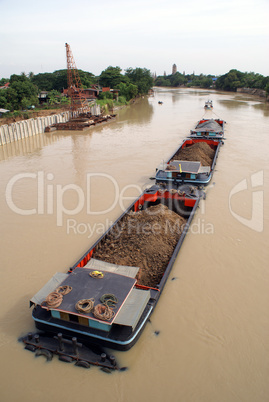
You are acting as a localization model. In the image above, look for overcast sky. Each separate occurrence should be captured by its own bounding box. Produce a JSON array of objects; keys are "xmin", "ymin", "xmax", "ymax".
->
[{"xmin": 1, "ymin": 0, "xmax": 268, "ymax": 79}]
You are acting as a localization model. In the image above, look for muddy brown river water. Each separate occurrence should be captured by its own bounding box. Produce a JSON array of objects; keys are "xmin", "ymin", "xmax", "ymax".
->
[{"xmin": 0, "ymin": 88, "xmax": 268, "ymax": 402}]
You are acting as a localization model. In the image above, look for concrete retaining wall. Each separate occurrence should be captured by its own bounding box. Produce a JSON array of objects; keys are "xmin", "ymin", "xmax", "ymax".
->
[{"xmin": 0, "ymin": 104, "xmax": 101, "ymax": 146}]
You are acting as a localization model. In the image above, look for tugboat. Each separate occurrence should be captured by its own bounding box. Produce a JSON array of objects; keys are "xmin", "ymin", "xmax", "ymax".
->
[{"xmin": 204, "ymin": 100, "xmax": 213, "ymax": 109}]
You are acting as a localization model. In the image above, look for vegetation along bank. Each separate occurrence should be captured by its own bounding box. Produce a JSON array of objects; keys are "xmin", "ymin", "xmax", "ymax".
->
[{"xmin": 0, "ymin": 67, "xmax": 268, "ymax": 125}]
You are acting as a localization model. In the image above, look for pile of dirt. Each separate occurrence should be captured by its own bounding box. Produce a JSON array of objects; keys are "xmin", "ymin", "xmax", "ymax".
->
[
  {"xmin": 92, "ymin": 204, "xmax": 187, "ymax": 288},
  {"xmin": 173, "ymin": 141, "xmax": 215, "ymax": 166}
]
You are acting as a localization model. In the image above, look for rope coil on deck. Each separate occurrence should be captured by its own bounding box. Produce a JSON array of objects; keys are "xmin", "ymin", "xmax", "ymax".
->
[
  {"xmin": 55, "ymin": 285, "xmax": 72, "ymax": 295},
  {"xmin": 75, "ymin": 298, "xmax": 95, "ymax": 313},
  {"xmin": 43, "ymin": 292, "xmax": 63, "ymax": 308},
  {"xmin": 100, "ymin": 294, "xmax": 118, "ymax": 307},
  {"xmin": 169, "ymin": 188, "xmax": 177, "ymax": 195},
  {"xmin": 93, "ymin": 303, "xmax": 115, "ymax": 321}
]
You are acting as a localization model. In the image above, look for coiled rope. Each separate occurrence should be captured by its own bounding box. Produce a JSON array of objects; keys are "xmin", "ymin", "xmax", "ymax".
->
[
  {"xmin": 100, "ymin": 294, "xmax": 118, "ymax": 307},
  {"xmin": 43, "ymin": 292, "xmax": 63, "ymax": 308},
  {"xmin": 75, "ymin": 298, "xmax": 95, "ymax": 314},
  {"xmin": 55, "ymin": 285, "xmax": 72, "ymax": 295},
  {"xmin": 93, "ymin": 303, "xmax": 115, "ymax": 321},
  {"xmin": 178, "ymin": 189, "xmax": 185, "ymax": 196},
  {"xmin": 169, "ymin": 188, "xmax": 177, "ymax": 194},
  {"xmin": 41, "ymin": 285, "xmax": 72, "ymax": 309}
]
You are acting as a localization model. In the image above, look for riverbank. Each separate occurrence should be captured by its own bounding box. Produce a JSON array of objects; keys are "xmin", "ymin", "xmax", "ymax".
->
[
  {"xmin": 0, "ymin": 95, "xmax": 142, "ymax": 127},
  {"xmin": 154, "ymin": 85, "xmax": 269, "ymax": 101},
  {"xmin": 0, "ymin": 106, "xmax": 69, "ymax": 127},
  {"xmin": 237, "ymin": 87, "xmax": 269, "ymax": 100}
]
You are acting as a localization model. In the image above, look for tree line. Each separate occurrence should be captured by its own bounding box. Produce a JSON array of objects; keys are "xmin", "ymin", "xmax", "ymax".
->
[
  {"xmin": 155, "ymin": 72, "xmax": 214, "ymax": 88},
  {"xmin": 0, "ymin": 66, "xmax": 154, "ymax": 112},
  {"xmin": 155, "ymin": 69, "xmax": 269, "ymax": 93},
  {"xmin": 215, "ymin": 70, "xmax": 269, "ymax": 92},
  {"xmin": 1, "ymin": 66, "xmax": 268, "ymax": 113}
]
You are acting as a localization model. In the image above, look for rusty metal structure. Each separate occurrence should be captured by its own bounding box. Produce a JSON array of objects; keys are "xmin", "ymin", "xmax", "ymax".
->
[{"xmin": 65, "ymin": 43, "xmax": 89, "ymax": 113}]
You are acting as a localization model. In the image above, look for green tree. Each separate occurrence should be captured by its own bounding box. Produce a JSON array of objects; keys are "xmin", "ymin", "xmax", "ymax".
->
[
  {"xmin": 200, "ymin": 77, "xmax": 213, "ymax": 88},
  {"xmin": 31, "ymin": 69, "xmax": 95, "ymax": 92},
  {"xmin": 0, "ymin": 94, "xmax": 7, "ymax": 108},
  {"xmin": 216, "ymin": 69, "xmax": 245, "ymax": 91},
  {"xmin": 47, "ymin": 90, "xmax": 61, "ymax": 105},
  {"xmin": 6, "ymin": 73, "xmax": 38, "ymax": 110},
  {"xmin": 125, "ymin": 67, "xmax": 153, "ymax": 95},
  {"xmin": 167, "ymin": 72, "xmax": 187, "ymax": 87},
  {"xmin": 0, "ymin": 78, "xmax": 9, "ymax": 86},
  {"xmin": 118, "ymin": 82, "xmax": 138, "ymax": 101},
  {"xmin": 31, "ymin": 72, "xmax": 55, "ymax": 91},
  {"xmin": 155, "ymin": 76, "xmax": 170, "ymax": 86},
  {"xmin": 99, "ymin": 66, "xmax": 126, "ymax": 88},
  {"xmin": 21, "ymin": 97, "xmax": 31, "ymax": 110},
  {"xmin": 261, "ymin": 76, "xmax": 269, "ymax": 91},
  {"xmin": 98, "ymin": 91, "xmax": 113, "ymax": 100},
  {"xmin": 60, "ymin": 96, "xmax": 70, "ymax": 105},
  {"xmin": 76, "ymin": 69, "xmax": 95, "ymax": 88},
  {"xmin": 6, "ymin": 87, "xmax": 19, "ymax": 110}
]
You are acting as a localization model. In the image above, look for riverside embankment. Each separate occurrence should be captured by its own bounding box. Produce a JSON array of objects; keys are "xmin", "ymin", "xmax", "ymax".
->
[
  {"xmin": 0, "ymin": 104, "xmax": 101, "ymax": 145},
  {"xmin": 237, "ymin": 87, "xmax": 269, "ymax": 99}
]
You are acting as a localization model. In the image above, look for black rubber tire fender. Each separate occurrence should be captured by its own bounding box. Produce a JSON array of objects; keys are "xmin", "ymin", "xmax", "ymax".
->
[
  {"xmin": 58, "ymin": 355, "xmax": 73, "ymax": 363},
  {"xmin": 35, "ymin": 349, "xmax": 53, "ymax": 361},
  {"xmin": 100, "ymin": 367, "xmax": 112, "ymax": 374},
  {"xmin": 75, "ymin": 360, "xmax": 91, "ymax": 369},
  {"xmin": 24, "ymin": 344, "xmax": 36, "ymax": 352}
]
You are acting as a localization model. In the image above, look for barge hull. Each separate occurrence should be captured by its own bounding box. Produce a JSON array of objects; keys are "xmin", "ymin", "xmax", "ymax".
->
[{"xmin": 31, "ymin": 186, "xmax": 201, "ymax": 351}]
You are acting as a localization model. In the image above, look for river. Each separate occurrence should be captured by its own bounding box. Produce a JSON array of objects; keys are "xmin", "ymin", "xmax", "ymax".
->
[{"xmin": 0, "ymin": 87, "xmax": 268, "ymax": 402}]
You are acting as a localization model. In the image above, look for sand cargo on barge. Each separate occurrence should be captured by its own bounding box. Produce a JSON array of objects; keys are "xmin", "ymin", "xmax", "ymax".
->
[
  {"xmin": 188, "ymin": 118, "xmax": 225, "ymax": 141},
  {"xmin": 23, "ymin": 184, "xmax": 202, "ymax": 361},
  {"xmin": 21, "ymin": 107, "xmax": 225, "ymax": 369},
  {"xmin": 155, "ymin": 138, "xmax": 221, "ymax": 186}
]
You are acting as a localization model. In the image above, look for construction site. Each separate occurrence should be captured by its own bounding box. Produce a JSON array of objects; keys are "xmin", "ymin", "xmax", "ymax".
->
[{"xmin": 45, "ymin": 43, "xmax": 116, "ymax": 132}]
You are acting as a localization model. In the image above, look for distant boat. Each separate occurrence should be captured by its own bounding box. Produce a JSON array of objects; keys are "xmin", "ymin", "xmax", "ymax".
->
[{"xmin": 204, "ymin": 100, "xmax": 213, "ymax": 109}]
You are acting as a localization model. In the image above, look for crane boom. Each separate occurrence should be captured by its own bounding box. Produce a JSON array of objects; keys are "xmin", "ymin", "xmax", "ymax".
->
[{"xmin": 65, "ymin": 43, "xmax": 89, "ymax": 113}]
